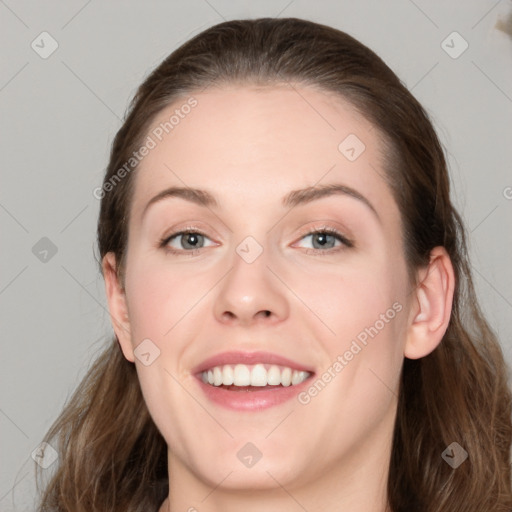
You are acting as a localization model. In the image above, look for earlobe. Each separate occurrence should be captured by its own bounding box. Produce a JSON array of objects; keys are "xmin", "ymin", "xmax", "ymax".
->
[
  {"xmin": 102, "ymin": 252, "xmax": 135, "ymax": 363},
  {"xmin": 404, "ymin": 247, "xmax": 455, "ymax": 360}
]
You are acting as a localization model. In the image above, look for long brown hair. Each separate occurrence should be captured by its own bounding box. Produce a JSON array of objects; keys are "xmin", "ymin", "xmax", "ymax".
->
[{"xmin": 36, "ymin": 18, "xmax": 512, "ymax": 511}]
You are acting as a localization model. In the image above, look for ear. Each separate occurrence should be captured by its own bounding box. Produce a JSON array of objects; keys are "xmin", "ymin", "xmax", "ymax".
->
[
  {"xmin": 102, "ymin": 252, "xmax": 134, "ymax": 362},
  {"xmin": 404, "ymin": 246, "xmax": 455, "ymax": 359}
]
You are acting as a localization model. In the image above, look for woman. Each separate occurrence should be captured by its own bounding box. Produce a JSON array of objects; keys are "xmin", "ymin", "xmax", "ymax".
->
[{"xmin": 36, "ymin": 17, "xmax": 512, "ymax": 512}]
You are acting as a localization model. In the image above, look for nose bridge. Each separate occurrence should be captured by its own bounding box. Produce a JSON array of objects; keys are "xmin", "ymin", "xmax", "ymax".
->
[{"xmin": 212, "ymin": 233, "xmax": 289, "ymax": 325}]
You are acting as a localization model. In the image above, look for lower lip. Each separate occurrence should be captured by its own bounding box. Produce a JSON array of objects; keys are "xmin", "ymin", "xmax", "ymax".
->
[{"xmin": 195, "ymin": 375, "xmax": 314, "ymax": 411}]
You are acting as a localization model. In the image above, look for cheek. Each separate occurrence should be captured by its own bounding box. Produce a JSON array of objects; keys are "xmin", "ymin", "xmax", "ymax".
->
[
  {"xmin": 124, "ymin": 256, "xmax": 198, "ymax": 339},
  {"xmin": 293, "ymin": 251, "xmax": 404, "ymax": 343}
]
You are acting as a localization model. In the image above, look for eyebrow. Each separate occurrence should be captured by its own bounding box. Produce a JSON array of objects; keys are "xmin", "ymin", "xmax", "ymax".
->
[{"xmin": 141, "ymin": 183, "xmax": 380, "ymax": 222}]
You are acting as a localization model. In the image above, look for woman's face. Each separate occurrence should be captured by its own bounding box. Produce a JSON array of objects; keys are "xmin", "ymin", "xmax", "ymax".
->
[{"xmin": 109, "ymin": 85, "xmax": 413, "ymax": 493}]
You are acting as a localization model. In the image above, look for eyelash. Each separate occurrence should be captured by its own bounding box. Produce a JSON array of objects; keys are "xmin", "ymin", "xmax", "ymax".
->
[{"xmin": 159, "ymin": 226, "xmax": 354, "ymax": 257}]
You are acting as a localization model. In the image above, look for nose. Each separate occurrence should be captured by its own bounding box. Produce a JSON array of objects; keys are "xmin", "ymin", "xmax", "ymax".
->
[{"xmin": 213, "ymin": 250, "xmax": 290, "ymax": 327}]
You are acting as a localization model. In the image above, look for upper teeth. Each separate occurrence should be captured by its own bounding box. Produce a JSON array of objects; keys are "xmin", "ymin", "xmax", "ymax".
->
[{"xmin": 201, "ymin": 364, "xmax": 310, "ymax": 387}]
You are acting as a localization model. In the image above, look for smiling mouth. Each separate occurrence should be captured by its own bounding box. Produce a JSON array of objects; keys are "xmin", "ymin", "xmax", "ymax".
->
[{"xmin": 200, "ymin": 363, "xmax": 312, "ymax": 389}]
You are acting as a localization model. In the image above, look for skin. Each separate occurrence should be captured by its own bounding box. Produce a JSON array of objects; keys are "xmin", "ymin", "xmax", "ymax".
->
[{"xmin": 103, "ymin": 85, "xmax": 454, "ymax": 512}]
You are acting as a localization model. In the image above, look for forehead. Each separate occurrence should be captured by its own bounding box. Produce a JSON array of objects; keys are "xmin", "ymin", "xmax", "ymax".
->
[{"xmin": 130, "ymin": 84, "xmax": 397, "ymax": 224}]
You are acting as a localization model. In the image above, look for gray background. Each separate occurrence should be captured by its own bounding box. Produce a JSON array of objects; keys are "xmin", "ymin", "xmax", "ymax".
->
[{"xmin": 1, "ymin": 0, "xmax": 511, "ymax": 509}]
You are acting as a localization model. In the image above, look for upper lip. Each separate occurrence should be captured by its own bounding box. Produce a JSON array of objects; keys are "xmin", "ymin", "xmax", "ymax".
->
[{"xmin": 192, "ymin": 351, "xmax": 315, "ymax": 375}]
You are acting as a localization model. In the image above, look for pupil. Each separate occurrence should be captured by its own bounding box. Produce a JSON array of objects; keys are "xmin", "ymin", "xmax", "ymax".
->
[
  {"xmin": 314, "ymin": 232, "xmax": 334, "ymax": 249},
  {"xmin": 318, "ymin": 233, "xmax": 327, "ymax": 245},
  {"xmin": 185, "ymin": 233, "xmax": 200, "ymax": 248}
]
